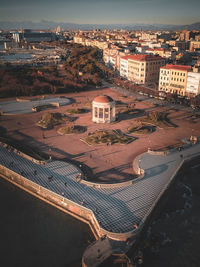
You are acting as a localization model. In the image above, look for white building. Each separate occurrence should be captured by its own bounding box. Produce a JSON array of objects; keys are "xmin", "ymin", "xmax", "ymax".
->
[
  {"xmin": 108, "ymin": 55, "xmax": 117, "ymax": 69},
  {"xmin": 186, "ymin": 72, "xmax": 200, "ymax": 96},
  {"xmin": 92, "ymin": 95, "xmax": 116, "ymax": 123},
  {"xmin": 135, "ymin": 46, "xmax": 148, "ymax": 54},
  {"xmin": 158, "ymin": 67, "xmax": 171, "ymax": 93},
  {"xmin": 120, "ymin": 56, "xmax": 129, "ymax": 79}
]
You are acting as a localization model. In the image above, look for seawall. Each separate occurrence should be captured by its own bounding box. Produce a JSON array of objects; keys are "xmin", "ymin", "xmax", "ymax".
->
[{"xmin": 0, "ymin": 164, "xmax": 100, "ymax": 240}]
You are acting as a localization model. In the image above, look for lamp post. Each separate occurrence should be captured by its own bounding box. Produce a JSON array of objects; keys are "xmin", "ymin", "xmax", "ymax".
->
[{"xmin": 148, "ymin": 137, "xmax": 151, "ymax": 151}]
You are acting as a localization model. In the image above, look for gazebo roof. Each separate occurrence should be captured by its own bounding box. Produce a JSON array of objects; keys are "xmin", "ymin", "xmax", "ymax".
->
[{"xmin": 93, "ymin": 95, "xmax": 114, "ymax": 104}]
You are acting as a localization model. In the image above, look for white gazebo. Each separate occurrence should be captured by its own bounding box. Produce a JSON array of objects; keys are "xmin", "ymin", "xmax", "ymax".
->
[{"xmin": 92, "ymin": 95, "xmax": 116, "ymax": 123}]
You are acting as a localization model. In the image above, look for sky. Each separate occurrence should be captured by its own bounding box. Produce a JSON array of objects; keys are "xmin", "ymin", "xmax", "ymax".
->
[{"xmin": 1, "ymin": 0, "xmax": 200, "ymax": 25}]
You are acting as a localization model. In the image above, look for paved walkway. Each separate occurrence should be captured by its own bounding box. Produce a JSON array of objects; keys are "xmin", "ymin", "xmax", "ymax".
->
[
  {"xmin": 0, "ymin": 140, "xmax": 200, "ymax": 234},
  {"xmin": 0, "ymin": 97, "xmax": 70, "ymax": 114}
]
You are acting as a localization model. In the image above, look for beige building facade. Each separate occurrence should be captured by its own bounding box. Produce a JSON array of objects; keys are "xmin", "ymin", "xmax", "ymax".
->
[
  {"xmin": 159, "ymin": 64, "xmax": 191, "ymax": 96},
  {"xmin": 127, "ymin": 55, "xmax": 165, "ymax": 85}
]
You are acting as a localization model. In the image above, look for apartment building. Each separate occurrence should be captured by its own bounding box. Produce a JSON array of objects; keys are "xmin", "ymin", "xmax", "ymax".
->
[
  {"xmin": 107, "ymin": 55, "xmax": 117, "ymax": 70},
  {"xmin": 85, "ymin": 38, "xmax": 92, "ymax": 46},
  {"xmin": 180, "ymin": 30, "xmax": 191, "ymax": 42},
  {"xmin": 146, "ymin": 48, "xmax": 176, "ymax": 60},
  {"xmin": 120, "ymin": 56, "xmax": 129, "ymax": 78},
  {"xmin": 140, "ymin": 33, "xmax": 157, "ymax": 42},
  {"xmin": 135, "ymin": 45, "xmax": 149, "ymax": 53},
  {"xmin": 189, "ymin": 41, "xmax": 200, "ymax": 52},
  {"xmin": 127, "ymin": 54, "xmax": 165, "ymax": 85},
  {"xmin": 103, "ymin": 48, "xmax": 120, "ymax": 64},
  {"xmin": 186, "ymin": 71, "xmax": 200, "ymax": 97},
  {"xmin": 73, "ymin": 35, "xmax": 85, "ymax": 45},
  {"xmin": 159, "ymin": 64, "xmax": 191, "ymax": 96}
]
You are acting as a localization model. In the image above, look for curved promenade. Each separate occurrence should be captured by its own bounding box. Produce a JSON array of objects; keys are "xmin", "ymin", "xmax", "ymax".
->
[{"xmin": 0, "ymin": 139, "xmax": 200, "ymax": 243}]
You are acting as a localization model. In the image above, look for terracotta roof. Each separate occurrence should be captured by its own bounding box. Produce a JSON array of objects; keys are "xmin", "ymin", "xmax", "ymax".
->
[
  {"xmin": 161, "ymin": 64, "xmax": 191, "ymax": 71},
  {"xmin": 93, "ymin": 95, "xmax": 114, "ymax": 104},
  {"xmin": 154, "ymin": 48, "xmax": 165, "ymax": 51},
  {"xmin": 127, "ymin": 54, "xmax": 163, "ymax": 61},
  {"xmin": 120, "ymin": 55, "xmax": 130, "ymax": 60}
]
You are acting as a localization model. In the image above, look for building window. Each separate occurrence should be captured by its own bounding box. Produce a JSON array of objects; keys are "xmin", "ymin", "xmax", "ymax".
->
[
  {"xmin": 99, "ymin": 108, "xmax": 103, "ymax": 118},
  {"xmin": 104, "ymin": 108, "xmax": 109, "ymax": 119},
  {"xmin": 95, "ymin": 107, "xmax": 98, "ymax": 118}
]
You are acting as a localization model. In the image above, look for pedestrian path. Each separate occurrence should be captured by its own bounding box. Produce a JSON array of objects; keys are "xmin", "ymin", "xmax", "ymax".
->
[
  {"xmin": 0, "ymin": 139, "xmax": 199, "ymax": 234},
  {"xmin": 0, "ymin": 97, "xmax": 70, "ymax": 114}
]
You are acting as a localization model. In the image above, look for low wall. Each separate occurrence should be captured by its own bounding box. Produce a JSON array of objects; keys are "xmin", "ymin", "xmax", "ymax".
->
[
  {"xmin": 80, "ymin": 178, "xmax": 133, "ymax": 189},
  {"xmin": 32, "ymin": 102, "xmax": 60, "ymax": 112},
  {"xmin": 16, "ymin": 98, "xmax": 31, "ymax": 102},
  {"xmin": 132, "ymin": 154, "xmax": 145, "ymax": 177},
  {"xmin": 0, "ymin": 142, "xmax": 46, "ymax": 165},
  {"xmin": 147, "ymin": 148, "xmax": 169, "ymax": 156},
  {"xmin": 80, "ymin": 153, "xmax": 145, "ymax": 189}
]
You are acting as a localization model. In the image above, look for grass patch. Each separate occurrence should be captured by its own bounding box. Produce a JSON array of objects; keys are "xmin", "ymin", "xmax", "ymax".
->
[
  {"xmin": 121, "ymin": 108, "xmax": 142, "ymax": 116},
  {"xmin": 37, "ymin": 112, "xmax": 74, "ymax": 129},
  {"xmin": 84, "ymin": 130, "xmax": 135, "ymax": 145},
  {"xmin": 115, "ymin": 100, "xmax": 126, "ymax": 106},
  {"xmin": 127, "ymin": 125, "xmax": 155, "ymax": 134},
  {"xmin": 66, "ymin": 108, "xmax": 89, "ymax": 114},
  {"xmin": 84, "ymin": 100, "xmax": 92, "ymax": 108},
  {"xmin": 32, "ymin": 103, "xmax": 57, "ymax": 112},
  {"xmin": 58, "ymin": 125, "xmax": 86, "ymax": 135},
  {"xmin": 137, "ymin": 111, "xmax": 175, "ymax": 128}
]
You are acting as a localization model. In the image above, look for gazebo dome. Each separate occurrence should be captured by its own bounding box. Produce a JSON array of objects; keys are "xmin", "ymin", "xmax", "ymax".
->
[
  {"xmin": 93, "ymin": 95, "xmax": 114, "ymax": 104},
  {"xmin": 92, "ymin": 95, "xmax": 116, "ymax": 123}
]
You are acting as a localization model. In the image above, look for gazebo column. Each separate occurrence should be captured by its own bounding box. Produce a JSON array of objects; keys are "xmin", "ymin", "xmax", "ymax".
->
[{"xmin": 113, "ymin": 106, "xmax": 116, "ymax": 120}]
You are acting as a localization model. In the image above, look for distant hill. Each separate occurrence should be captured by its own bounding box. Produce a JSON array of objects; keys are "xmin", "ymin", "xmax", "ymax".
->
[{"xmin": 0, "ymin": 20, "xmax": 200, "ymax": 31}]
